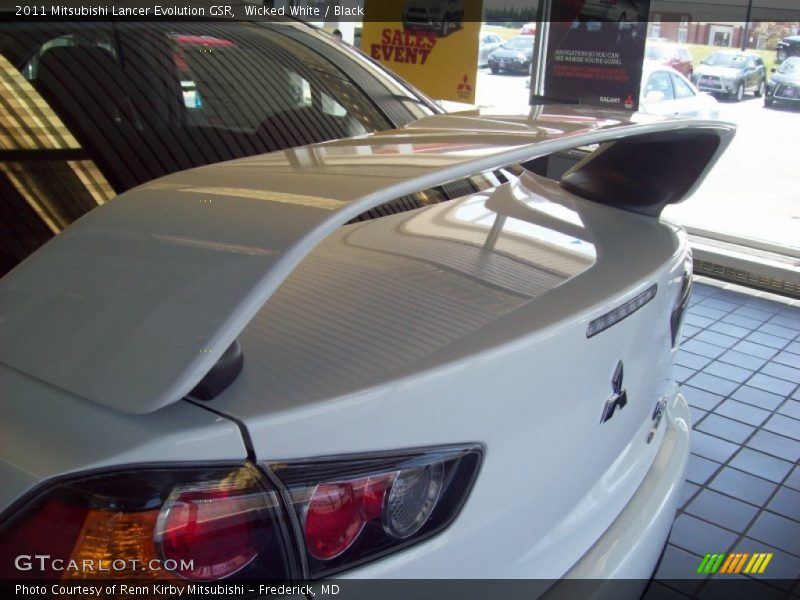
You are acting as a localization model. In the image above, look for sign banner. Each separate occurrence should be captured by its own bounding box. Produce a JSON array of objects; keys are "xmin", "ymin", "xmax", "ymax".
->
[
  {"xmin": 361, "ymin": 0, "xmax": 483, "ymax": 104},
  {"xmin": 534, "ymin": 0, "xmax": 650, "ymax": 110}
]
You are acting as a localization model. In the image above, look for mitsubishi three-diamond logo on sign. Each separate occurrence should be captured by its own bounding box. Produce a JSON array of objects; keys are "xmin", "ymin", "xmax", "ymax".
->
[{"xmin": 456, "ymin": 74, "xmax": 473, "ymax": 99}]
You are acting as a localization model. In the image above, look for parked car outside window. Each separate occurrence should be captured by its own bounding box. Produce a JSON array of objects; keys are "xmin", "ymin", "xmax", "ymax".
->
[
  {"xmin": 765, "ymin": 56, "xmax": 800, "ymax": 108},
  {"xmin": 479, "ymin": 31, "xmax": 503, "ymax": 66},
  {"xmin": 776, "ymin": 35, "xmax": 800, "ymax": 64},
  {"xmin": 640, "ymin": 65, "xmax": 719, "ymax": 119},
  {"xmin": 693, "ymin": 50, "xmax": 767, "ymax": 101},
  {"xmin": 487, "ymin": 35, "xmax": 535, "ymax": 74}
]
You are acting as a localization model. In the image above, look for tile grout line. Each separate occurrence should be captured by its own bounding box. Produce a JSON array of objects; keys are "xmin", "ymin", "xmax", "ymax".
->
[
  {"xmin": 692, "ymin": 412, "xmax": 800, "ymax": 458},
  {"xmin": 683, "ymin": 465, "xmax": 800, "ymax": 525},
  {"xmin": 671, "ymin": 282, "xmax": 800, "ymax": 593},
  {"xmin": 658, "ymin": 281, "xmax": 800, "ymax": 594}
]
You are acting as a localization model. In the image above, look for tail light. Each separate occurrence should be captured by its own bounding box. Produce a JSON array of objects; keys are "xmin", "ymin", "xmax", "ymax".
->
[
  {"xmin": 0, "ymin": 446, "xmax": 481, "ymax": 582},
  {"xmin": 272, "ymin": 445, "xmax": 481, "ymax": 578},
  {"xmin": 0, "ymin": 465, "xmax": 293, "ymax": 583},
  {"xmin": 156, "ymin": 481, "xmax": 271, "ymax": 580},
  {"xmin": 671, "ymin": 254, "xmax": 693, "ymax": 348}
]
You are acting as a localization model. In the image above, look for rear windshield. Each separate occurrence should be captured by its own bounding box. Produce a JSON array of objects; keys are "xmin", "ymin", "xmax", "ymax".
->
[
  {"xmin": 503, "ymin": 36, "xmax": 535, "ymax": 51},
  {"xmin": 777, "ymin": 59, "xmax": 798, "ymax": 74},
  {"xmin": 0, "ymin": 21, "xmax": 433, "ymax": 275}
]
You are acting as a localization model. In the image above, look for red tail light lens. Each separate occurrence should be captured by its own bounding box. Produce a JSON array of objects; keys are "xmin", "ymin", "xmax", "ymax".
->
[
  {"xmin": 156, "ymin": 484, "xmax": 267, "ymax": 580},
  {"xmin": 304, "ymin": 474, "xmax": 396, "ymax": 560},
  {"xmin": 305, "ymin": 481, "xmax": 369, "ymax": 560},
  {"xmin": 671, "ymin": 255, "xmax": 693, "ymax": 348},
  {"xmin": 0, "ymin": 465, "xmax": 293, "ymax": 582},
  {"xmin": 272, "ymin": 445, "xmax": 482, "ymax": 579}
]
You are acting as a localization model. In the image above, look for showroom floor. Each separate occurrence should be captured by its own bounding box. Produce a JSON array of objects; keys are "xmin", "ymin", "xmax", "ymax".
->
[{"xmin": 647, "ymin": 277, "xmax": 800, "ymax": 597}]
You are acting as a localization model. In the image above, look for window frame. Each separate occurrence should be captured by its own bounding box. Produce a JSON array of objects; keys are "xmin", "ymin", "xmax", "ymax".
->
[{"xmin": 670, "ymin": 72, "xmax": 696, "ymax": 99}]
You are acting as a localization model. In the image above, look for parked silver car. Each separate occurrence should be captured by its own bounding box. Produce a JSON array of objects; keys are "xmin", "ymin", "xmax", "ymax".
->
[
  {"xmin": 479, "ymin": 30, "xmax": 503, "ymax": 67},
  {"xmin": 693, "ymin": 51, "xmax": 767, "ymax": 101}
]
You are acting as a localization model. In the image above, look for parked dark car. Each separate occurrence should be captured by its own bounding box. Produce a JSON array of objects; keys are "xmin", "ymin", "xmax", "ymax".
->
[
  {"xmin": 776, "ymin": 35, "xmax": 800, "ymax": 64},
  {"xmin": 487, "ymin": 35, "xmax": 535, "ymax": 74},
  {"xmin": 765, "ymin": 57, "xmax": 800, "ymax": 108},
  {"xmin": 403, "ymin": 0, "xmax": 464, "ymax": 37},
  {"xmin": 693, "ymin": 51, "xmax": 767, "ymax": 101}
]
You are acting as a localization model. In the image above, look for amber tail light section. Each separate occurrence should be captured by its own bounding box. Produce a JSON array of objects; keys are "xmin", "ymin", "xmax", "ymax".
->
[{"xmin": 0, "ymin": 464, "xmax": 294, "ymax": 584}]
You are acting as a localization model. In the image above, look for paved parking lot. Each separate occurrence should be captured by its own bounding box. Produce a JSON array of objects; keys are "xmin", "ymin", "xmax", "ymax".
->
[
  {"xmin": 475, "ymin": 69, "xmax": 800, "ymax": 252},
  {"xmin": 665, "ymin": 96, "xmax": 799, "ymax": 252}
]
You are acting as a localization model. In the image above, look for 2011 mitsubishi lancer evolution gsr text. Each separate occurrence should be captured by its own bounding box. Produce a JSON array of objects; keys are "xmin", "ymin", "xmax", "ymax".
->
[{"xmin": 0, "ymin": 18, "xmax": 735, "ymax": 596}]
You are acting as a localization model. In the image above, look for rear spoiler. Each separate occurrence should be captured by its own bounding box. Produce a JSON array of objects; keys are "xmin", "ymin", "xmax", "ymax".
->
[{"xmin": 0, "ymin": 111, "xmax": 735, "ymax": 413}]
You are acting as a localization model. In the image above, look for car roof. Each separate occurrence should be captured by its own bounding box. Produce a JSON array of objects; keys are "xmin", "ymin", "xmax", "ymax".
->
[
  {"xmin": 642, "ymin": 63, "xmax": 685, "ymax": 78},
  {"xmin": 640, "ymin": 64, "xmax": 698, "ymax": 90}
]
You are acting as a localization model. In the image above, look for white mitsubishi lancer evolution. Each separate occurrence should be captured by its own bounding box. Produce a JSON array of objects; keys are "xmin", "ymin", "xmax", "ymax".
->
[{"xmin": 0, "ymin": 18, "xmax": 733, "ymax": 596}]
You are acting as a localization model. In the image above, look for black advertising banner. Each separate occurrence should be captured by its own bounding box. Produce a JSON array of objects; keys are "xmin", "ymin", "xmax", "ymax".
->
[{"xmin": 536, "ymin": 0, "xmax": 651, "ymax": 110}]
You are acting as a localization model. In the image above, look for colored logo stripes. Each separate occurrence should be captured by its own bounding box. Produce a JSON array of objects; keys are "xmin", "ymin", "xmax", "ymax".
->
[{"xmin": 697, "ymin": 552, "xmax": 773, "ymax": 574}]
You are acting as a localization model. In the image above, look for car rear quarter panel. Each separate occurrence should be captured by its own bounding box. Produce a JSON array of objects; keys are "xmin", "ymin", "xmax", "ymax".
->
[
  {"xmin": 208, "ymin": 179, "xmax": 689, "ymax": 577},
  {"xmin": 0, "ymin": 367, "xmax": 247, "ymax": 515}
]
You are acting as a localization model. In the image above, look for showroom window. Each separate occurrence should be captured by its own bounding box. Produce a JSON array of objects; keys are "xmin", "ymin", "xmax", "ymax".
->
[{"xmin": 475, "ymin": 15, "xmax": 798, "ymax": 295}]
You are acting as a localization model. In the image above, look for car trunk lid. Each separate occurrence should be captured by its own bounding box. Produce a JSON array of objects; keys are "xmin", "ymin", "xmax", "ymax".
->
[{"xmin": 0, "ymin": 109, "xmax": 733, "ymax": 414}]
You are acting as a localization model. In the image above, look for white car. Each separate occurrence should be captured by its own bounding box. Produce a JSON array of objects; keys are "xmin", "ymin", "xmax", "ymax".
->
[
  {"xmin": 479, "ymin": 30, "xmax": 504, "ymax": 67},
  {"xmin": 0, "ymin": 19, "xmax": 735, "ymax": 589},
  {"xmin": 641, "ymin": 64, "xmax": 721, "ymax": 119}
]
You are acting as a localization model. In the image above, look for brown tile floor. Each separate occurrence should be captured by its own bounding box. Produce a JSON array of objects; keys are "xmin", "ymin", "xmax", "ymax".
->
[{"xmin": 647, "ymin": 277, "xmax": 800, "ymax": 597}]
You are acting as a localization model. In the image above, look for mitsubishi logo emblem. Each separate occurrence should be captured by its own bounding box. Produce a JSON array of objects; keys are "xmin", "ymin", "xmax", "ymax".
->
[{"xmin": 601, "ymin": 360, "xmax": 628, "ymax": 424}]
